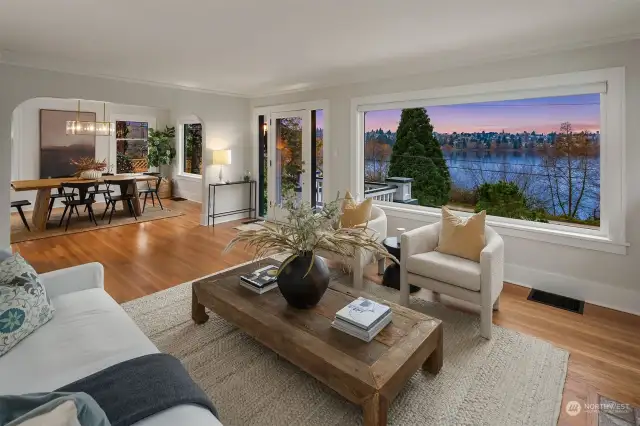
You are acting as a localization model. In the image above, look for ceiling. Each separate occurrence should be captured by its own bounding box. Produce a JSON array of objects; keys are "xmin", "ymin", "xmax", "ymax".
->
[{"xmin": 1, "ymin": 0, "xmax": 639, "ymax": 97}]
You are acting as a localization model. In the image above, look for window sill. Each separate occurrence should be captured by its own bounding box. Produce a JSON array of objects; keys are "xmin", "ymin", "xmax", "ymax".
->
[
  {"xmin": 175, "ymin": 173, "xmax": 202, "ymax": 182},
  {"xmin": 376, "ymin": 202, "xmax": 628, "ymax": 255}
]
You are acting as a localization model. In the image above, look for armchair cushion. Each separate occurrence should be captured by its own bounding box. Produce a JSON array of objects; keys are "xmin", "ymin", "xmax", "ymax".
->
[
  {"xmin": 436, "ymin": 207, "xmax": 486, "ymax": 262},
  {"xmin": 406, "ymin": 251, "xmax": 481, "ymax": 291},
  {"xmin": 340, "ymin": 193, "xmax": 372, "ymax": 228}
]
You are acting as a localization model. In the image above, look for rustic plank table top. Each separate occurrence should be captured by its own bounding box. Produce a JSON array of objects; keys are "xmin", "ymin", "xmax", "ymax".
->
[
  {"xmin": 192, "ymin": 258, "xmax": 443, "ymax": 426},
  {"xmin": 11, "ymin": 174, "xmax": 156, "ymax": 191}
]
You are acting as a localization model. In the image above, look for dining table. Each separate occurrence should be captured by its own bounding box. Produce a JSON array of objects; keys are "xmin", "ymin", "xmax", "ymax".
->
[{"xmin": 11, "ymin": 174, "xmax": 158, "ymax": 232}]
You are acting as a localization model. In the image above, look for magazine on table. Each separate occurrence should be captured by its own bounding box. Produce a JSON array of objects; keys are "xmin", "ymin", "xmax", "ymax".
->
[
  {"xmin": 239, "ymin": 264, "xmax": 279, "ymax": 288},
  {"xmin": 332, "ymin": 315, "xmax": 392, "ymax": 342}
]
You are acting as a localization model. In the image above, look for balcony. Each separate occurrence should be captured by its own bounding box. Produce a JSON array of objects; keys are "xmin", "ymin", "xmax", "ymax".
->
[{"xmin": 315, "ymin": 177, "xmax": 416, "ymax": 206}]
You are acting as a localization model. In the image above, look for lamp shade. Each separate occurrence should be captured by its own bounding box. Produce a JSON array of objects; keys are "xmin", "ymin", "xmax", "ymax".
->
[{"xmin": 212, "ymin": 149, "xmax": 231, "ymax": 166}]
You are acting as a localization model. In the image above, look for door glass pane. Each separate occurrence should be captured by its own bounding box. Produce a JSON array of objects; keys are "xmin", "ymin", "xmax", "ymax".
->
[
  {"xmin": 314, "ymin": 109, "xmax": 324, "ymax": 207},
  {"xmin": 275, "ymin": 117, "xmax": 303, "ymax": 205}
]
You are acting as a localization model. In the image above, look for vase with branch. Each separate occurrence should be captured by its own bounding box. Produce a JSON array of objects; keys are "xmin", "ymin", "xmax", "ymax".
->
[
  {"xmin": 226, "ymin": 192, "xmax": 395, "ymax": 308},
  {"xmin": 70, "ymin": 157, "xmax": 107, "ymax": 179}
]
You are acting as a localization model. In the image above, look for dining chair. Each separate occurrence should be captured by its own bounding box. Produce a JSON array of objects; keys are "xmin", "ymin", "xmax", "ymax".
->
[
  {"xmin": 86, "ymin": 173, "xmax": 114, "ymax": 211},
  {"xmin": 47, "ymin": 187, "xmax": 78, "ymax": 221},
  {"xmin": 102, "ymin": 179, "xmax": 138, "ymax": 224},
  {"xmin": 58, "ymin": 182, "xmax": 99, "ymax": 231},
  {"xmin": 11, "ymin": 200, "xmax": 31, "ymax": 232},
  {"xmin": 139, "ymin": 172, "xmax": 164, "ymax": 212}
]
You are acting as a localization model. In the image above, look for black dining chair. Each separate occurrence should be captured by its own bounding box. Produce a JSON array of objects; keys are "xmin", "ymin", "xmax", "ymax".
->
[
  {"xmin": 102, "ymin": 179, "xmax": 138, "ymax": 224},
  {"xmin": 139, "ymin": 172, "xmax": 164, "ymax": 213},
  {"xmin": 11, "ymin": 200, "xmax": 31, "ymax": 232},
  {"xmin": 86, "ymin": 173, "xmax": 114, "ymax": 211},
  {"xmin": 47, "ymin": 187, "xmax": 78, "ymax": 221},
  {"xmin": 58, "ymin": 182, "xmax": 99, "ymax": 231}
]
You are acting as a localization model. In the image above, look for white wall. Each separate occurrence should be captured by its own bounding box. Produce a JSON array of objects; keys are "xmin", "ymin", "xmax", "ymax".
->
[
  {"xmin": 1, "ymin": 63, "xmax": 252, "ymax": 249},
  {"xmin": 10, "ymin": 97, "xmax": 170, "ymax": 208},
  {"xmin": 251, "ymin": 39, "xmax": 640, "ymax": 314}
]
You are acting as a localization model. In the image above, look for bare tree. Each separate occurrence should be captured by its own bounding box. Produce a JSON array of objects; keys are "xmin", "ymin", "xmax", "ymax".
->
[{"xmin": 542, "ymin": 122, "xmax": 598, "ymax": 219}]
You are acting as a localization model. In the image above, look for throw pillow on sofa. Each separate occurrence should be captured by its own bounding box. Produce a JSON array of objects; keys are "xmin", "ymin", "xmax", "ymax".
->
[{"xmin": 0, "ymin": 254, "xmax": 54, "ymax": 356}]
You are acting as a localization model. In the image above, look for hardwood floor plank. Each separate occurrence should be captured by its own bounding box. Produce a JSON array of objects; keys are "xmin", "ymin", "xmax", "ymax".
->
[{"xmin": 11, "ymin": 199, "xmax": 640, "ymax": 425}]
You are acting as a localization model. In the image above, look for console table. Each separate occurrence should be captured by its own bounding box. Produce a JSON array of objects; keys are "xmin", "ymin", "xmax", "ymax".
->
[{"xmin": 207, "ymin": 180, "xmax": 257, "ymax": 227}]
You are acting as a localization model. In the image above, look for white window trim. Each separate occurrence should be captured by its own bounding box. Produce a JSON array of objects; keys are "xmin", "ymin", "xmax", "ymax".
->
[
  {"xmin": 176, "ymin": 116, "xmax": 203, "ymax": 180},
  {"xmin": 351, "ymin": 68, "xmax": 627, "ymax": 255}
]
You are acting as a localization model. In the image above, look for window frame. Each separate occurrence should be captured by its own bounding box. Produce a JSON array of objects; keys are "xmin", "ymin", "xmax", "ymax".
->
[
  {"xmin": 110, "ymin": 113, "xmax": 156, "ymax": 174},
  {"xmin": 176, "ymin": 117, "xmax": 203, "ymax": 180},
  {"xmin": 351, "ymin": 68, "xmax": 627, "ymax": 254}
]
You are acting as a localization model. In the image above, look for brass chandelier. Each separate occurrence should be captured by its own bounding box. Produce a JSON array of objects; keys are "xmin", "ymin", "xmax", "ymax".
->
[{"xmin": 66, "ymin": 100, "xmax": 115, "ymax": 136}]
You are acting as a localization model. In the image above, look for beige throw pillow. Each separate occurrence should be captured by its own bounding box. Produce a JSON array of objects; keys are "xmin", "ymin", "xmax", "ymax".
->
[
  {"xmin": 340, "ymin": 191, "xmax": 372, "ymax": 228},
  {"xmin": 436, "ymin": 207, "xmax": 486, "ymax": 262}
]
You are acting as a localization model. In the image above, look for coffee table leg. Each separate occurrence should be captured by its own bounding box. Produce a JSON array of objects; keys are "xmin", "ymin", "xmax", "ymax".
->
[
  {"xmin": 423, "ymin": 324, "xmax": 443, "ymax": 374},
  {"xmin": 192, "ymin": 286, "xmax": 209, "ymax": 324},
  {"xmin": 363, "ymin": 393, "xmax": 388, "ymax": 426}
]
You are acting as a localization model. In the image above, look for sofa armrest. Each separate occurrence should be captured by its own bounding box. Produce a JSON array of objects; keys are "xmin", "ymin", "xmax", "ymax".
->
[
  {"xmin": 400, "ymin": 222, "xmax": 441, "ymax": 258},
  {"xmin": 40, "ymin": 263, "xmax": 105, "ymax": 299}
]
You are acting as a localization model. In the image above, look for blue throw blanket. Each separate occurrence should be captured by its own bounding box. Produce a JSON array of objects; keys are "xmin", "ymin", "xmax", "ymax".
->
[{"xmin": 56, "ymin": 353, "xmax": 217, "ymax": 426}]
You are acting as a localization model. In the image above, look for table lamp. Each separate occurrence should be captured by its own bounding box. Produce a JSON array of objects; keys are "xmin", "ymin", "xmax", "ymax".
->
[{"xmin": 212, "ymin": 149, "xmax": 231, "ymax": 183}]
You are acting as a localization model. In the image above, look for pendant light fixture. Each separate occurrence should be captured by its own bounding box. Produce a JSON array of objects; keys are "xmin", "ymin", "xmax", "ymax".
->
[{"xmin": 66, "ymin": 100, "xmax": 115, "ymax": 136}]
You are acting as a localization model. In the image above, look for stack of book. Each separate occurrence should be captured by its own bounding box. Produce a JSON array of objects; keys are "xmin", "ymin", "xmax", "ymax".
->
[
  {"xmin": 332, "ymin": 297, "xmax": 392, "ymax": 342},
  {"xmin": 239, "ymin": 264, "xmax": 279, "ymax": 294}
]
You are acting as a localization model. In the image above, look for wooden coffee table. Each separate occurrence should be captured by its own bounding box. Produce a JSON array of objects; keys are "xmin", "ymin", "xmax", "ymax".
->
[{"xmin": 192, "ymin": 258, "xmax": 443, "ymax": 426}]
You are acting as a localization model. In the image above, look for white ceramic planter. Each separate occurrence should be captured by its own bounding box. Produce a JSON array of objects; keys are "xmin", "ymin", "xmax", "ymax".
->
[{"xmin": 80, "ymin": 170, "xmax": 103, "ymax": 179}]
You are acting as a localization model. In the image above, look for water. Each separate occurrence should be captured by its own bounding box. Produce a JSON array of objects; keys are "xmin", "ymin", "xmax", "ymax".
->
[{"xmin": 366, "ymin": 150, "xmax": 600, "ymax": 220}]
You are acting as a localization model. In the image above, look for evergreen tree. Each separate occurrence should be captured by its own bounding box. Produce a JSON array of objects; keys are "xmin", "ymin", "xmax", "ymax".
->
[{"xmin": 388, "ymin": 108, "xmax": 451, "ymax": 206}]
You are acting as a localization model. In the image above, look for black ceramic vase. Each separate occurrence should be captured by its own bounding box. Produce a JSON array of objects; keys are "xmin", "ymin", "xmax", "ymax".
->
[{"xmin": 277, "ymin": 253, "xmax": 330, "ymax": 309}]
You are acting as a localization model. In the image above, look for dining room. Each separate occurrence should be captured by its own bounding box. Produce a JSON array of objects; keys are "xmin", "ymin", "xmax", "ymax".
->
[{"xmin": 9, "ymin": 97, "xmax": 184, "ymax": 243}]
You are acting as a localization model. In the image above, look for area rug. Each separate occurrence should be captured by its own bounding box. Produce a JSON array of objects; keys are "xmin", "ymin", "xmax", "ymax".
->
[
  {"xmin": 11, "ymin": 205, "xmax": 184, "ymax": 243},
  {"xmin": 122, "ymin": 262, "xmax": 568, "ymax": 426}
]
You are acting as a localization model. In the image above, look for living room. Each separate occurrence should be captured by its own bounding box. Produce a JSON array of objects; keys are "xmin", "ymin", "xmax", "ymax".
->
[{"xmin": 1, "ymin": 1, "xmax": 639, "ymax": 426}]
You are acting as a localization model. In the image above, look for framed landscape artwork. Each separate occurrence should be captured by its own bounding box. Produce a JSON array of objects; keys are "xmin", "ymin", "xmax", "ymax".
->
[{"xmin": 40, "ymin": 109, "xmax": 96, "ymax": 178}]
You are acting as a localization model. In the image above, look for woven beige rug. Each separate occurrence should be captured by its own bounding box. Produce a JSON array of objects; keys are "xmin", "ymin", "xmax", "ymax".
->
[
  {"xmin": 123, "ymin": 263, "xmax": 568, "ymax": 426},
  {"xmin": 10, "ymin": 205, "xmax": 184, "ymax": 243}
]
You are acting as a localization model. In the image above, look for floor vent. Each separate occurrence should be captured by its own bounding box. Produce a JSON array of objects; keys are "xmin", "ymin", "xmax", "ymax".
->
[
  {"xmin": 527, "ymin": 289, "xmax": 584, "ymax": 314},
  {"xmin": 170, "ymin": 197, "xmax": 187, "ymax": 201}
]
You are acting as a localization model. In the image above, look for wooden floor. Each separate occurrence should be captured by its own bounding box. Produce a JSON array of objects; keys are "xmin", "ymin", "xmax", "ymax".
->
[{"xmin": 11, "ymin": 199, "xmax": 640, "ymax": 426}]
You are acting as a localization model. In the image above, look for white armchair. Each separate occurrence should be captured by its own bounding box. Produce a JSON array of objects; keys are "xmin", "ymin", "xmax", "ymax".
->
[
  {"xmin": 318, "ymin": 205, "xmax": 387, "ymax": 289},
  {"xmin": 400, "ymin": 222, "xmax": 504, "ymax": 339}
]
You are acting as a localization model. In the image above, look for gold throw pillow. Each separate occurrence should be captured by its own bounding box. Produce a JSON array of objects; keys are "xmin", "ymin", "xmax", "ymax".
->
[
  {"xmin": 340, "ymin": 191, "xmax": 372, "ymax": 228},
  {"xmin": 436, "ymin": 207, "xmax": 486, "ymax": 262}
]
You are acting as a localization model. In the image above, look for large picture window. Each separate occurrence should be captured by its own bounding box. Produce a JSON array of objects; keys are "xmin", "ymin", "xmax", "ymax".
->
[
  {"xmin": 354, "ymin": 69, "xmax": 626, "ymax": 253},
  {"xmin": 363, "ymin": 94, "xmax": 601, "ymax": 229}
]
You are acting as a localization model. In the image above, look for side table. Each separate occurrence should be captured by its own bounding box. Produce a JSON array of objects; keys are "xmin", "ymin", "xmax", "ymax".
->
[{"xmin": 382, "ymin": 237, "xmax": 421, "ymax": 293}]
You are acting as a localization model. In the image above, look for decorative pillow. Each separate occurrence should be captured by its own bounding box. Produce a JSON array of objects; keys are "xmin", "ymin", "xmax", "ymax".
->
[
  {"xmin": 436, "ymin": 207, "xmax": 486, "ymax": 262},
  {"xmin": 340, "ymin": 191, "xmax": 372, "ymax": 228},
  {"xmin": 0, "ymin": 254, "xmax": 54, "ymax": 356}
]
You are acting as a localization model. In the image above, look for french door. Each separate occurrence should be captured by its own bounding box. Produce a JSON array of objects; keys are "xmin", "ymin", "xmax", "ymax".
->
[{"xmin": 267, "ymin": 110, "xmax": 313, "ymax": 219}]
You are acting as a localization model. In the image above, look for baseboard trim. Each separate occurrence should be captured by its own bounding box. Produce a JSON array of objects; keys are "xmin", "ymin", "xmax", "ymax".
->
[{"xmin": 505, "ymin": 263, "xmax": 640, "ymax": 316}]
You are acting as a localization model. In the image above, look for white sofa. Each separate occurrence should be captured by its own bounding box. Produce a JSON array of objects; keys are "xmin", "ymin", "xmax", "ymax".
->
[
  {"xmin": 0, "ymin": 255, "xmax": 222, "ymax": 426},
  {"xmin": 399, "ymin": 222, "xmax": 504, "ymax": 339},
  {"xmin": 318, "ymin": 205, "xmax": 387, "ymax": 289}
]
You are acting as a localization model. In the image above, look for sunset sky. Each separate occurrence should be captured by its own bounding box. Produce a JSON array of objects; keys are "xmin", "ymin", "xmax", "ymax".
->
[{"xmin": 364, "ymin": 94, "xmax": 600, "ymax": 134}]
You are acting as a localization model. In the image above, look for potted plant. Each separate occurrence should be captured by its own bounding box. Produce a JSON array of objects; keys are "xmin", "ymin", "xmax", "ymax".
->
[
  {"xmin": 225, "ymin": 193, "xmax": 395, "ymax": 309},
  {"xmin": 70, "ymin": 157, "xmax": 108, "ymax": 179},
  {"xmin": 147, "ymin": 126, "xmax": 176, "ymax": 198}
]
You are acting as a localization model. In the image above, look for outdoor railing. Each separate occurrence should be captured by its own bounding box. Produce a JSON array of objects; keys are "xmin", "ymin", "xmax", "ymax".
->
[{"xmin": 315, "ymin": 178, "xmax": 404, "ymax": 205}]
